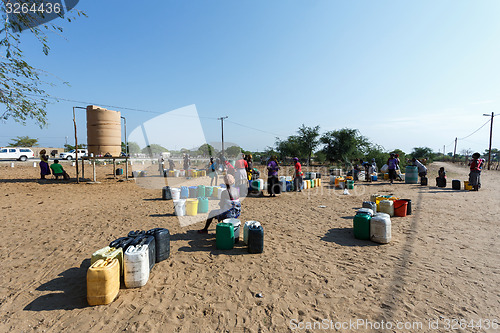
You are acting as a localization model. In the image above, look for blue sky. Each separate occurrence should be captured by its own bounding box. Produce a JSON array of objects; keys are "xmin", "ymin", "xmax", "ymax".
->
[{"xmin": 1, "ymin": 0, "xmax": 499, "ymax": 155}]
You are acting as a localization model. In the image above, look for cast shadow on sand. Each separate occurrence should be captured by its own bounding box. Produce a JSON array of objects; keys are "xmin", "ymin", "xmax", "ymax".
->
[
  {"xmin": 24, "ymin": 259, "xmax": 91, "ymax": 311},
  {"xmin": 0, "ymin": 178, "xmax": 81, "ymax": 184},
  {"xmin": 321, "ymin": 228, "xmax": 378, "ymax": 247},
  {"xmin": 172, "ymin": 230, "xmax": 249, "ymax": 255}
]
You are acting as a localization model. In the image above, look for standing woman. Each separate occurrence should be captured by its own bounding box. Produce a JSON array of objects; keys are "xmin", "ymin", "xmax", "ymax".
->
[
  {"xmin": 245, "ymin": 154, "xmax": 253, "ymax": 180},
  {"xmin": 293, "ymin": 157, "xmax": 303, "ymax": 192},
  {"xmin": 468, "ymin": 152, "xmax": 484, "ymax": 191},
  {"xmin": 387, "ymin": 153, "xmax": 398, "ymax": 185},
  {"xmin": 208, "ymin": 157, "xmax": 218, "ymax": 186},
  {"xmin": 267, "ymin": 155, "xmax": 280, "ymax": 197},
  {"xmin": 39, "ymin": 149, "xmax": 51, "ymax": 179}
]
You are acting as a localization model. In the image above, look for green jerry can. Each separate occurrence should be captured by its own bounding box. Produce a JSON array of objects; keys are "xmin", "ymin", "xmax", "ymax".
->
[
  {"xmin": 197, "ymin": 197, "xmax": 209, "ymax": 213},
  {"xmin": 216, "ymin": 222, "xmax": 234, "ymax": 250},
  {"xmin": 353, "ymin": 214, "xmax": 371, "ymax": 240}
]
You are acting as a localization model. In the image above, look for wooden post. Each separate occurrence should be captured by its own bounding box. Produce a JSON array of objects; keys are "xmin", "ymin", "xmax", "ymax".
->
[
  {"xmin": 73, "ymin": 107, "xmax": 79, "ymax": 184},
  {"xmin": 93, "ymin": 158, "xmax": 96, "ymax": 182},
  {"xmin": 82, "ymin": 157, "xmax": 85, "ymax": 179},
  {"xmin": 113, "ymin": 158, "xmax": 116, "ymax": 179}
]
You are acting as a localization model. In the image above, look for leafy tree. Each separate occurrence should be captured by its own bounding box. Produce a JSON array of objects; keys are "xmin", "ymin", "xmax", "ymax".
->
[
  {"xmin": 275, "ymin": 135, "xmax": 302, "ymax": 163},
  {"xmin": 365, "ymin": 144, "xmax": 388, "ymax": 171},
  {"xmin": 64, "ymin": 143, "xmax": 86, "ymax": 151},
  {"xmin": 125, "ymin": 142, "xmax": 140, "ymax": 155},
  {"xmin": 198, "ymin": 143, "xmax": 215, "ymax": 157},
  {"xmin": 0, "ymin": 2, "xmax": 86, "ymax": 126},
  {"xmin": 390, "ymin": 148, "xmax": 408, "ymax": 168},
  {"xmin": 8, "ymin": 135, "xmax": 38, "ymax": 147},
  {"xmin": 410, "ymin": 147, "xmax": 434, "ymax": 161},
  {"xmin": 321, "ymin": 128, "xmax": 370, "ymax": 167},
  {"xmin": 141, "ymin": 144, "xmax": 168, "ymax": 156},
  {"xmin": 296, "ymin": 125, "xmax": 320, "ymax": 166},
  {"xmin": 225, "ymin": 145, "xmax": 242, "ymax": 158}
]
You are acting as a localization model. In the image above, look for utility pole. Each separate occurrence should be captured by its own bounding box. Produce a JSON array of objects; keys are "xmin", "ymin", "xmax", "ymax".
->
[
  {"xmin": 483, "ymin": 112, "xmax": 496, "ymax": 170},
  {"xmin": 453, "ymin": 137, "xmax": 457, "ymax": 163},
  {"xmin": 443, "ymin": 145, "xmax": 445, "ymax": 156},
  {"xmin": 218, "ymin": 116, "xmax": 228, "ymax": 159}
]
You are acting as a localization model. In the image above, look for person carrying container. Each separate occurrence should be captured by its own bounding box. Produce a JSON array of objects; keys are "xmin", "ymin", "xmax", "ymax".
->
[
  {"xmin": 198, "ymin": 174, "xmax": 241, "ymax": 234},
  {"xmin": 412, "ymin": 158, "xmax": 428, "ymax": 179},
  {"xmin": 468, "ymin": 152, "xmax": 484, "ymax": 191},
  {"xmin": 293, "ymin": 157, "xmax": 303, "ymax": 192}
]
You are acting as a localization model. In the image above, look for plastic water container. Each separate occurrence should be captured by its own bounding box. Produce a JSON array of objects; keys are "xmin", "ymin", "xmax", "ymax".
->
[
  {"xmin": 405, "ymin": 166, "xmax": 418, "ymax": 184},
  {"xmin": 205, "ymin": 186, "xmax": 214, "ymax": 197},
  {"xmin": 371, "ymin": 175, "xmax": 378, "ymax": 181},
  {"xmin": 217, "ymin": 188, "xmax": 227, "ymax": 200},
  {"xmin": 286, "ymin": 181, "xmax": 293, "ymax": 192},
  {"xmin": 347, "ymin": 180, "xmax": 354, "ymax": 189},
  {"xmin": 316, "ymin": 173, "xmax": 322, "ymax": 179},
  {"xmin": 303, "ymin": 180, "xmax": 309, "ymax": 189},
  {"xmin": 379, "ymin": 200, "xmax": 394, "ymax": 217},
  {"xmin": 186, "ymin": 198, "xmax": 198, "ymax": 216},
  {"xmin": 132, "ymin": 171, "xmax": 140, "ymax": 178},
  {"xmin": 216, "ymin": 222, "xmax": 234, "ymax": 250},
  {"xmin": 243, "ymin": 221, "xmax": 261, "ymax": 244},
  {"xmin": 452, "ymin": 180, "xmax": 461, "ymax": 190},
  {"xmin": 224, "ymin": 218, "xmax": 241, "ymax": 243},
  {"xmin": 197, "ymin": 185, "xmax": 206, "ymax": 198},
  {"xmin": 168, "ymin": 170, "xmax": 175, "ymax": 177},
  {"xmin": 130, "ymin": 235, "xmax": 156, "ymax": 272},
  {"xmin": 285, "ymin": 176, "xmax": 292, "ymax": 181},
  {"xmin": 309, "ymin": 179, "xmax": 314, "ymax": 188},
  {"xmin": 179, "ymin": 170, "xmax": 186, "ymax": 177},
  {"xmin": 280, "ymin": 179, "xmax": 287, "ymax": 192},
  {"xmin": 370, "ymin": 194, "xmax": 380, "ymax": 202},
  {"xmin": 124, "ymin": 245, "xmax": 150, "ymax": 288},
  {"xmin": 180, "ymin": 186, "xmax": 189, "ymax": 199},
  {"xmin": 353, "ymin": 214, "xmax": 371, "ymax": 240},
  {"xmin": 197, "ymin": 197, "xmax": 209, "ymax": 213},
  {"xmin": 370, "ymin": 214, "xmax": 391, "ymax": 244},
  {"xmin": 128, "ymin": 230, "xmax": 145, "ymax": 238},
  {"xmin": 162, "ymin": 186, "xmax": 172, "ymax": 200},
  {"xmin": 248, "ymin": 224, "xmax": 264, "ymax": 253},
  {"xmin": 362, "ymin": 201, "xmax": 377, "ymax": 212},
  {"xmin": 87, "ymin": 258, "xmax": 120, "ymax": 305},
  {"xmin": 464, "ymin": 181, "xmax": 472, "ymax": 190},
  {"xmin": 174, "ymin": 170, "xmax": 180, "ymax": 177},
  {"xmin": 116, "ymin": 168, "xmax": 123, "ymax": 176},
  {"xmin": 146, "ymin": 228, "xmax": 170, "ymax": 262},
  {"xmin": 394, "ymin": 200, "xmax": 408, "ymax": 217},
  {"xmin": 338, "ymin": 180, "xmax": 345, "ymax": 189},
  {"xmin": 421, "ymin": 176, "xmax": 428, "ymax": 186},
  {"xmin": 401, "ymin": 199, "xmax": 412, "ymax": 215},
  {"xmin": 212, "ymin": 187, "xmax": 220, "ymax": 198},
  {"xmin": 329, "ymin": 175, "xmax": 336, "ymax": 184},
  {"xmin": 356, "ymin": 208, "xmax": 374, "ymax": 217},
  {"xmin": 140, "ymin": 171, "xmax": 147, "ymax": 177},
  {"xmin": 331, "ymin": 169, "xmax": 341, "ymax": 176},
  {"xmin": 171, "ymin": 188, "xmax": 181, "ymax": 200},
  {"xmin": 188, "ymin": 186, "xmax": 198, "ymax": 198},
  {"xmin": 279, "ymin": 176, "xmax": 286, "ymax": 181},
  {"xmin": 310, "ymin": 172, "xmax": 316, "ymax": 179},
  {"xmin": 109, "ymin": 237, "xmax": 134, "ymax": 252},
  {"xmin": 173, "ymin": 199, "xmax": 186, "ymax": 216},
  {"xmin": 91, "ymin": 246, "xmax": 124, "ymax": 275},
  {"xmin": 374, "ymin": 212, "xmax": 390, "ymax": 219}
]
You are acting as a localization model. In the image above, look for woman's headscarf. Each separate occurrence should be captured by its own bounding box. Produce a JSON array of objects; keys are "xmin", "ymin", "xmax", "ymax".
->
[
  {"xmin": 293, "ymin": 157, "xmax": 299, "ymax": 162},
  {"xmin": 224, "ymin": 174, "xmax": 235, "ymax": 186}
]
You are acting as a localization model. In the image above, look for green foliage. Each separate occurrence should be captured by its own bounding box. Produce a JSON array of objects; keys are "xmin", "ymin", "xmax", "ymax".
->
[
  {"xmin": 390, "ymin": 149, "xmax": 408, "ymax": 168},
  {"xmin": 410, "ymin": 147, "xmax": 435, "ymax": 161},
  {"xmin": 314, "ymin": 150, "xmax": 327, "ymax": 164},
  {"xmin": 225, "ymin": 145, "xmax": 242, "ymax": 158},
  {"xmin": 275, "ymin": 135, "xmax": 301, "ymax": 162},
  {"xmin": 64, "ymin": 143, "xmax": 86, "ymax": 151},
  {"xmin": 141, "ymin": 144, "xmax": 167, "ymax": 156},
  {"xmin": 197, "ymin": 143, "xmax": 215, "ymax": 157},
  {"xmin": 126, "ymin": 142, "xmax": 140, "ymax": 155},
  {"xmin": 297, "ymin": 124, "xmax": 321, "ymax": 165},
  {"xmin": 0, "ymin": 1, "xmax": 86, "ymax": 126},
  {"xmin": 320, "ymin": 128, "xmax": 370, "ymax": 167},
  {"xmin": 8, "ymin": 135, "xmax": 38, "ymax": 147},
  {"xmin": 365, "ymin": 144, "xmax": 388, "ymax": 170}
]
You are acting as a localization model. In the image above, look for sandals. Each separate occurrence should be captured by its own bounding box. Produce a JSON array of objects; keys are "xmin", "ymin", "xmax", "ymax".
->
[{"xmin": 197, "ymin": 229, "xmax": 208, "ymax": 234}]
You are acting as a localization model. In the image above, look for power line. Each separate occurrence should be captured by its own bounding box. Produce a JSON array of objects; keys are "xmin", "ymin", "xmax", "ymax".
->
[
  {"xmin": 457, "ymin": 118, "xmax": 491, "ymax": 140},
  {"xmin": 226, "ymin": 120, "xmax": 284, "ymax": 138}
]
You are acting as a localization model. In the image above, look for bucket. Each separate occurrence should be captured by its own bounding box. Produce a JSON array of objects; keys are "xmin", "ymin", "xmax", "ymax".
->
[
  {"xmin": 216, "ymin": 222, "xmax": 234, "ymax": 250},
  {"xmin": 347, "ymin": 180, "xmax": 354, "ymax": 189},
  {"xmin": 383, "ymin": 173, "xmax": 389, "ymax": 180},
  {"xmin": 197, "ymin": 197, "xmax": 209, "ymax": 213},
  {"xmin": 394, "ymin": 200, "xmax": 408, "ymax": 217},
  {"xmin": 171, "ymin": 188, "xmax": 181, "ymax": 200},
  {"xmin": 401, "ymin": 199, "xmax": 412, "ymax": 215},
  {"xmin": 371, "ymin": 174, "xmax": 377, "ymax": 181},
  {"xmin": 224, "ymin": 218, "xmax": 241, "ymax": 243},
  {"xmin": 186, "ymin": 199, "xmax": 198, "ymax": 216},
  {"xmin": 173, "ymin": 199, "xmax": 186, "ymax": 216},
  {"xmin": 464, "ymin": 181, "xmax": 472, "ymax": 191}
]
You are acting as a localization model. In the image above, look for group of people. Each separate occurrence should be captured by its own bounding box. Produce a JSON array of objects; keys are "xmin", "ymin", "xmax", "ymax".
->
[{"xmin": 39, "ymin": 149, "xmax": 69, "ymax": 180}]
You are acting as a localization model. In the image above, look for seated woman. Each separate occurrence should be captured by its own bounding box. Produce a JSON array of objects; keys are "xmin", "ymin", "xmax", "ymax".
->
[
  {"xmin": 50, "ymin": 160, "xmax": 69, "ymax": 180},
  {"xmin": 436, "ymin": 167, "xmax": 446, "ymax": 187},
  {"xmin": 198, "ymin": 174, "xmax": 241, "ymax": 234}
]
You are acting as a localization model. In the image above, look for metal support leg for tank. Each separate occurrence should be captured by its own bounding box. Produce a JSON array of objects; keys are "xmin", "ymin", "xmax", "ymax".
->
[
  {"xmin": 93, "ymin": 158, "xmax": 96, "ymax": 182},
  {"xmin": 113, "ymin": 158, "xmax": 116, "ymax": 179},
  {"xmin": 125, "ymin": 157, "xmax": 129, "ymax": 181},
  {"xmin": 82, "ymin": 157, "xmax": 85, "ymax": 179}
]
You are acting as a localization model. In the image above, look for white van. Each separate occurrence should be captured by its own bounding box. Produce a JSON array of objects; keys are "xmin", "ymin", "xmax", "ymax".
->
[
  {"xmin": 59, "ymin": 149, "xmax": 88, "ymax": 160},
  {"xmin": 0, "ymin": 147, "xmax": 35, "ymax": 161}
]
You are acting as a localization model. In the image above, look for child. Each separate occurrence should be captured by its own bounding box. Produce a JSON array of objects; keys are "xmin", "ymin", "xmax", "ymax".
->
[
  {"xmin": 436, "ymin": 167, "xmax": 446, "ymax": 187},
  {"xmin": 198, "ymin": 174, "xmax": 241, "ymax": 234}
]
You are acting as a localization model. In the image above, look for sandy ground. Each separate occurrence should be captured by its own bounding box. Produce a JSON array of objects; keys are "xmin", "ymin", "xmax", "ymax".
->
[{"xmin": 0, "ymin": 160, "xmax": 499, "ymax": 332}]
